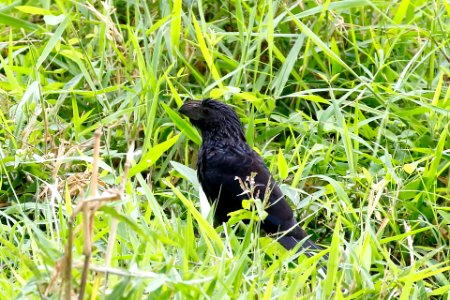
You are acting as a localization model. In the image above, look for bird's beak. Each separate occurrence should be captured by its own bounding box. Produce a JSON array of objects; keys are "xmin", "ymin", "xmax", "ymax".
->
[{"xmin": 179, "ymin": 100, "xmax": 202, "ymax": 120}]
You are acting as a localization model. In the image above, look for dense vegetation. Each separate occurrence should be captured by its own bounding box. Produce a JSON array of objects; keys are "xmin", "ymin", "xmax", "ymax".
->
[{"xmin": 1, "ymin": 0, "xmax": 449, "ymax": 298}]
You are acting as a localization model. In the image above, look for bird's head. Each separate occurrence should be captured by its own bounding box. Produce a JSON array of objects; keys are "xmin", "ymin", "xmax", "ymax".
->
[{"xmin": 179, "ymin": 99, "xmax": 246, "ymax": 141}]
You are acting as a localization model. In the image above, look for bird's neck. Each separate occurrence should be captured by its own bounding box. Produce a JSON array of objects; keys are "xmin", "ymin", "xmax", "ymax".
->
[{"xmin": 201, "ymin": 127, "xmax": 249, "ymax": 148}]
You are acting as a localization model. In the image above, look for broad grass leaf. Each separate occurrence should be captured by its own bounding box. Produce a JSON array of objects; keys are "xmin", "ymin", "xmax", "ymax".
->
[{"xmin": 129, "ymin": 134, "xmax": 180, "ymax": 178}]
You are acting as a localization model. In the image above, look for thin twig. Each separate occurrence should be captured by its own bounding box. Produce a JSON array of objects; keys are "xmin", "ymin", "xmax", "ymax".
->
[
  {"xmin": 103, "ymin": 142, "xmax": 134, "ymax": 286},
  {"xmin": 78, "ymin": 127, "xmax": 102, "ymax": 300},
  {"xmin": 64, "ymin": 218, "xmax": 73, "ymax": 299}
]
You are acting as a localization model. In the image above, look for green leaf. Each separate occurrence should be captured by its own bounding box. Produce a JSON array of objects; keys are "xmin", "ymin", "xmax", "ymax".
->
[
  {"xmin": 36, "ymin": 15, "xmax": 70, "ymax": 69},
  {"xmin": 254, "ymin": 198, "xmax": 268, "ymax": 220},
  {"xmin": 323, "ymin": 218, "xmax": 340, "ymax": 297},
  {"xmin": 170, "ymin": 161, "xmax": 200, "ymax": 191},
  {"xmin": 192, "ymin": 15, "xmax": 223, "ymax": 87},
  {"xmin": 330, "ymin": 37, "xmax": 342, "ymax": 74},
  {"xmin": 242, "ymin": 199, "xmax": 251, "ymax": 210},
  {"xmin": 171, "ymin": 0, "xmax": 182, "ymax": 50},
  {"xmin": 128, "ymin": 134, "xmax": 180, "ymax": 178},
  {"xmin": 271, "ymin": 34, "xmax": 304, "ymax": 98},
  {"xmin": 403, "ymin": 163, "xmax": 417, "ymax": 174},
  {"xmin": 165, "ymin": 180, "xmax": 224, "ymax": 252},
  {"xmin": 277, "ymin": 149, "xmax": 288, "ymax": 180},
  {"xmin": 393, "ymin": 0, "xmax": 410, "ymax": 24},
  {"xmin": 161, "ymin": 102, "xmax": 201, "ymax": 145},
  {"xmin": 0, "ymin": 13, "xmax": 39, "ymax": 31}
]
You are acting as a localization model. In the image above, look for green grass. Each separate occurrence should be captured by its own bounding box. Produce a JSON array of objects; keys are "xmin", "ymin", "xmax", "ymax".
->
[{"xmin": 1, "ymin": 0, "xmax": 450, "ymax": 298}]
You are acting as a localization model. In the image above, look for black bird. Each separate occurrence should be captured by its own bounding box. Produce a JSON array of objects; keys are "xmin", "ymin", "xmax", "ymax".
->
[{"xmin": 179, "ymin": 99, "xmax": 325, "ymax": 257}]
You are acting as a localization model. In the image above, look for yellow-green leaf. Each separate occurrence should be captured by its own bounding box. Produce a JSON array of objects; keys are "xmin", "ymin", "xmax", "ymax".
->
[
  {"xmin": 192, "ymin": 15, "xmax": 223, "ymax": 87},
  {"xmin": 393, "ymin": 0, "xmax": 410, "ymax": 24},
  {"xmin": 242, "ymin": 200, "xmax": 251, "ymax": 210},
  {"xmin": 16, "ymin": 5, "xmax": 52, "ymax": 15},
  {"xmin": 403, "ymin": 163, "xmax": 416, "ymax": 174},
  {"xmin": 277, "ymin": 149, "xmax": 288, "ymax": 180}
]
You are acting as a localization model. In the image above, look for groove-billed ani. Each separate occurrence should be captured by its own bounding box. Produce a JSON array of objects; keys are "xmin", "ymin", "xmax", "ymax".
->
[{"xmin": 179, "ymin": 99, "xmax": 325, "ymax": 257}]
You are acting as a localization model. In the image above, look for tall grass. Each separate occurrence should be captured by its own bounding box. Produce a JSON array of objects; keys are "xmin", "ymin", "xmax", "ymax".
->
[{"xmin": 0, "ymin": 0, "xmax": 449, "ymax": 298}]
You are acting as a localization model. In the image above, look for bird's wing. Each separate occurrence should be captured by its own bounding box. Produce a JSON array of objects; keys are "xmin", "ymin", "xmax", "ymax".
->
[
  {"xmin": 202, "ymin": 147, "xmax": 297, "ymax": 231},
  {"xmin": 248, "ymin": 151, "xmax": 314, "ymax": 242},
  {"xmin": 198, "ymin": 145, "xmax": 255, "ymax": 222},
  {"xmin": 201, "ymin": 145, "xmax": 323, "ymax": 254}
]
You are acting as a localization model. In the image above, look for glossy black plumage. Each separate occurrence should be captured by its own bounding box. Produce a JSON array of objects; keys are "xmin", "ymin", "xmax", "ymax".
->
[{"xmin": 179, "ymin": 99, "xmax": 324, "ymax": 256}]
